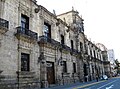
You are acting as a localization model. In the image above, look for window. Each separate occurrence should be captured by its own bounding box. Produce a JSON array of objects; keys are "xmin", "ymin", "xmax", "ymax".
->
[
  {"xmin": 80, "ymin": 42, "xmax": 83, "ymax": 51},
  {"xmin": 61, "ymin": 35, "xmax": 64, "ymax": 44},
  {"xmin": 71, "ymin": 40, "xmax": 74, "ymax": 50},
  {"xmin": 44, "ymin": 22, "xmax": 51, "ymax": 38},
  {"xmin": 73, "ymin": 63, "xmax": 76, "ymax": 73},
  {"xmin": 21, "ymin": 14, "xmax": 29, "ymax": 35},
  {"xmin": 97, "ymin": 53, "xmax": 99, "ymax": 58},
  {"xmin": 94, "ymin": 50, "xmax": 96, "ymax": 58},
  {"xmin": 85, "ymin": 43, "xmax": 88, "ymax": 54},
  {"xmin": 21, "ymin": 53, "xmax": 30, "ymax": 71},
  {"xmin": 21, "ymin": 14, "xmax": 29, "ymax": 30},
  {"xmin": 63, "ymin": 61, "xmax": 67, "ymax": 73},
  {"xmin": 90, "ymin": 50, "xmax": 92, "ymax": 56}
]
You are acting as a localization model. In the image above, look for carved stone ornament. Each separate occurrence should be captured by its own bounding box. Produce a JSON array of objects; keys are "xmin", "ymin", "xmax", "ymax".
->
[{"xmin": 35, "ymin": 8, "xmax": 40, "ymax": 13}]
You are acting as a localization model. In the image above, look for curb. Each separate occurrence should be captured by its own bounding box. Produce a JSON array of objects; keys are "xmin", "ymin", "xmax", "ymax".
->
[{"xmin": 72, "ymin": 80, "xmax": 106, "ymax": 89}]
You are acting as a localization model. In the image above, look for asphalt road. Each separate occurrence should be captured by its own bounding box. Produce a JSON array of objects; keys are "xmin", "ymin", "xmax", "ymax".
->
[{"xmin": 72, "ymin": 77, "xmax": 120, "ymax": 89}]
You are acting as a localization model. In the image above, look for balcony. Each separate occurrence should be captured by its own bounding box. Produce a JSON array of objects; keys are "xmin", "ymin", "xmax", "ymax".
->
[
  {"xmin": 38, "ymin": 36, "xmax": 60, "ymax": 47},
  {"xmin": 0, "ymin": 18, "xmax": 9, "ymax": 34},
  {"xmin": 103, "ymin": 61, "xmax": 110, "ymax": 65},
  {"xmin": 15, "ymin": 26, "xmax": 38, "ymax": 42},
  {"xmin": 70, "ymin": 49, "xmax": 78, "ymax": 55},
  {"xmin": 61, "ymin": 44, "xmax": 71, "ymax": 51},
  {"xmin": 38, "ymin": 36, "xmax": 80, "ymax": 54},
  {"xmin": 39, "ymin": 36, "xmax": 72, "ymax": 52}
]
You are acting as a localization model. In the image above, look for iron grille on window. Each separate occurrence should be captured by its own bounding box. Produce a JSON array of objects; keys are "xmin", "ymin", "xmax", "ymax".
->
[
  {"xmin": 16, "ymin": 26, "xmax": 38, "ymax": 40},
  {"xmin": 0, "ymin": 18, "xmax": 9, "ymax": 29},
  {"xmin": 63, "ymin": 61, "xmax": 67, "ymax": 73},
  {"xmin": 21, "ymin": 53, "xmax": 30, "ymax": 71}
]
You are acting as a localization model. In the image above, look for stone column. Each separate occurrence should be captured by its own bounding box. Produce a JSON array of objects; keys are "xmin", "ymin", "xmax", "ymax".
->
[
  {"xmin": 40, "ymin": 62, "xmax": 48, "ymax": 88},
  {"xmin": 56, "ymin": 64, "xmax": 62, "ymax": 85},
  {"xmin": 79, "ymin": 60, "xmax": 84, "ymax": 82},
  {"xmin": 89, "ymin": 62, "xmax": 93, "ymax": 81},
  {"xmin": 38, "ymin": 49, "xmax": 48, "ymax": 88}
]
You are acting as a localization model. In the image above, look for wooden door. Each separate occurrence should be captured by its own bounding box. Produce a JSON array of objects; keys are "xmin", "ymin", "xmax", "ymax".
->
[{"xmin": 47, "ymin": 61, "xmax": 55, "ymax": 84}]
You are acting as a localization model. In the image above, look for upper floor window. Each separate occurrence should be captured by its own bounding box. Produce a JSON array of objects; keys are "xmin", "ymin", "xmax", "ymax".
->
[
  {"xmin": 97, "ymin": 53, "xmax": 99, "ymax": 58},
  {"xmin": 44, "ymin": 22, "xmax": 51, "ymax": 38},
  {"xmin": 73, "ymin": 63, "xmax": 76, "ymax": 73},
  {"xmin": 90, "ymin": 50, "xmax": 92, "ymax": 56},
  {"xmin": 85, "ymin": 43, "xmax": 88, "ymax": 54},
  {"xmin": 80, "ymin": 42, "xmax": 83, "ymax": 51},
  {"xmin": 71, "ymin": 40, "xmax": 74, "ymax": 50},
  {"xmin": 61, "ymin": 35, "xmax": 64, "ymax": 44},
  {"xmin": 21, "ymin": 14, "xmax": 29, "ymax": 30},
  {"xmin": 94, "ymin": 50, "xmax": 96, "ymax": 58}
]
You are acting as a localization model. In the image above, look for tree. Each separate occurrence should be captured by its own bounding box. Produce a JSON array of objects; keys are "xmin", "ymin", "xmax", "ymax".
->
[{"xmin": 115, "ymin": 59, "xmax": 120, "ymax": 74}]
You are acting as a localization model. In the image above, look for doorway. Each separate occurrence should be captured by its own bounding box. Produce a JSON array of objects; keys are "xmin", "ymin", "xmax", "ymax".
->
[
  {"xmin": 84, "ymin": 63, "xmax": 88, "ymax": 82},
  {"xmin": 46, "ymin": 61, "xmax": 55, "ymax": 84}
]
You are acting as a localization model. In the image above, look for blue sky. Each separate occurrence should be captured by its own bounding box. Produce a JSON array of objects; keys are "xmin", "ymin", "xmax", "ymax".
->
[{"xmin": 37, "ymin": 0, "xmax": 120, "ymax": 61}]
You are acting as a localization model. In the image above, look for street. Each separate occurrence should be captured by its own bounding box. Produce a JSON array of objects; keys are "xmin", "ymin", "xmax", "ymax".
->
[
  {"xmin": 71, "ymin": 77, "xmax": 120, "ymax": 89},
  {"xmin": 46, "ymin": 77, "xmax": 120, "ymax": 89}
]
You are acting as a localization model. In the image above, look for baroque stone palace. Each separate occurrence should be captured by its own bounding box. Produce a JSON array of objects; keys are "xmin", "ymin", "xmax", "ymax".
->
[{"xmin": 0, "ymin": 0, "xmax": 111, "ymax": 88}]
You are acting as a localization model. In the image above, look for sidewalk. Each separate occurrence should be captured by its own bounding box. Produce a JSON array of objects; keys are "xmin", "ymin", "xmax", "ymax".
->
[{"xmin": 44, "ymin": 80, "xmax": 101, "ymax": 89}]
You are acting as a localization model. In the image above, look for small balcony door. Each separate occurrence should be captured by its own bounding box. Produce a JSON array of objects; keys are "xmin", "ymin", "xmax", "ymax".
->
[{"xmin": 21, "ymin": 14, "xmax": 29, "ymax": 34}]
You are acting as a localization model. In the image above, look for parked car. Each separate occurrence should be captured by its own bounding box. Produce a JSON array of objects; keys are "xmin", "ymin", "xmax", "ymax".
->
[{"xmin": 101, "ymin": 75, "xmax": 108, "ymax": 80}]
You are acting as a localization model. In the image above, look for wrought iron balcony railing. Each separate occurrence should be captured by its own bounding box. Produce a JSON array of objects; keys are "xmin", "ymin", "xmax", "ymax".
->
[
  {"xmin": 70, "ymin": 48, "xmax": 78, "ymax": 55},
  {"xmin": 61, "ymin": 44, "xmax": 71, "ymax": 51},
  {"xmin": 39, "ymin": 36, "xmax": 71, "ymax": 51},
  {"xmin": 39, "ymin": 36, "xmax": 80, "ymax": 53},
  {"xmin": 72, "ymin": 49, "xmax": 78, "ymax": 54},
  {"xmin": 103, "ymin": 60, "xmax": 110, "ymax": 64},
  {"xmin": 0, "ymin": 18, "xmax": 9, "ymax": 29},
  {"xmin": 16, "ymin": 26, "xmax": 38, "ymax": 40},
  {"xmin": 39, "ymin": 36, "xmax": 60, "ymax": 46}
]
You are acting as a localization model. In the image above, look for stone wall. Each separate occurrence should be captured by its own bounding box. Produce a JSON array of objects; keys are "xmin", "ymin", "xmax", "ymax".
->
[{"xmin": 0, "ymin": 0, "xmax": 108, "ymax": 88}]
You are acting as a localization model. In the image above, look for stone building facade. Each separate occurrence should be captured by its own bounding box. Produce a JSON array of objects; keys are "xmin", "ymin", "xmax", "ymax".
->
[
  {"xmin": 0, "ymin": 0, "xmax": 110, "ymax": 88},
  {"xmin": 107, "ymin": 49, "xmax": 117, "ymax": 77},
  {"xmin": 84, "ymin": 39, "xmax": 104, "ymax": 81},
  {"xmin": 96, "ymin": 43, "xmax": 111, "ymax": 77},
  {"xmin": 102, "ymin": 51, "xmax": 111, "ymax": 77}
]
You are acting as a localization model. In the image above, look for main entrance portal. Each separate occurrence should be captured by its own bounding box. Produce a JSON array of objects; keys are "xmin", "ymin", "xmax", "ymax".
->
[{"xmin": 46, "ymin": 61, "xmax": 55, "ymax": 84}]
